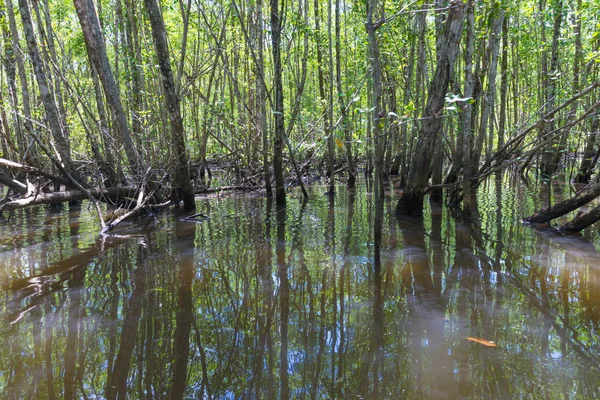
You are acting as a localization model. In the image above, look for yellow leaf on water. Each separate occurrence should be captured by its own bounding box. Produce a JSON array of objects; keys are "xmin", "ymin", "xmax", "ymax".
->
[
  {"xmin": 335, "ymin": 139, "xmax": 344, "ymax": 149},
  {"xmin": 466, "ymin": 337, "xmax": 497, "ymax": 347}
]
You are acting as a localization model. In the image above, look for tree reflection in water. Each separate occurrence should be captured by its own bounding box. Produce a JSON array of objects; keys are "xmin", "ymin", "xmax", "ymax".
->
[{"xmin": 0, "ymin": 177, "xmax": 600, "ymax": 398}]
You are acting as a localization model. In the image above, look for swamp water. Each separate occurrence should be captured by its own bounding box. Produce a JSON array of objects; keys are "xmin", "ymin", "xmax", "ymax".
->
[{"xmin": 0, "ymin": 176, "xmax": 599, "ymax": 399}]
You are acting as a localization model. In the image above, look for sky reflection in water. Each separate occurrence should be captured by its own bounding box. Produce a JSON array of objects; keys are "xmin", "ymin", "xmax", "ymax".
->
[{"xmin": 0, "ymin": 176, "xmax": 599, "ymax": 399}]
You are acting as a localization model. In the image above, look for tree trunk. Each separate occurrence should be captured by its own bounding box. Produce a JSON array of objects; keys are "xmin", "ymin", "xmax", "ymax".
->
[
  {"xmin": 124, "ymin": 0, "xmax": 146, "ymax": 145},
  {"xmin": 397, "ymin": 0, "xmax": 466, "ymax": 214},
  {"xmin": 473, "ymin": 5, "xmax": 503, "ymax": 172},
  {"xmin": 335, "ymin": 0, "xmax": 355, "ymax": 186},
  {"xmin": 327, "ymin": 0, "xmax": 335, "ymax": 194},
  {"xmin": 394, "ymin": 11, "xmax": 418, "ymax": 180},
  {"xmin": 271, "ymin": 0, "xmax": 286, "ymax": 205},
  {"xmin": 366, "ymin": 0, "xmax": 384, "ymax": 199},
  {"xmin": 540, "ymin": 0, "xmax": 563, "ymax": 178},
  {"xmin": 90, "ymin": 61, "xmax": 119, "ymax": 186},
  {"xmin": 461, "ymin": 0, "xmax": 475, "ymax": 211},
  {"xmin": 256, "ymin": 0, "xmax": 272, "ymax": 196},
  {"xmin": 143, "ymin": 0, "xmax": 195, "ymax": 211},
  {"xmin": 1, "ymin": 1, "xmax": 22, "ymax": 162},
  {"xmin": 73, "ymin": 0, "xmax": 142, "ymax": 176},
  {"xmin": 313, "ymin": 0, "xmax": 331, "ymax": 189},
  {"xmin": 4, "ymin": 0, "xmax": 36, "ymax": 164},
  {"xmin": 497, "ymin": 13, "xmax": 508, "ymax": 154},
  {"xmin": 18, "ymin": 0, "xmax": 76, "ymax": 179},
  {"xmin": 40, "ymin": 0, "xmax": 70, "ymax": 151},
  {"xmin": 552, "ymin": 0, "xmax": 580, "ymax": 173}
]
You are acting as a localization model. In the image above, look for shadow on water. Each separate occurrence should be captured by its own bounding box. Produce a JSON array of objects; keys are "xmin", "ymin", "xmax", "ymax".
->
[{"xmin": 0, "ymin": 175, "xmax": 600, "ymax": 398}]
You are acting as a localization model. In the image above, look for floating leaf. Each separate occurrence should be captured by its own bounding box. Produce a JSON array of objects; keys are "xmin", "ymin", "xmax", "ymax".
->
[{"xmin": 466, "ymin": 337, "xmax": 497, "ymax": 347}]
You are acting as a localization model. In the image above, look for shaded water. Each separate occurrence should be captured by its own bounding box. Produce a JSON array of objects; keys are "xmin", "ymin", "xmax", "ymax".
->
[{"xmin": 1, "ymin": 176, "xmax": 600, "ymax": 399}]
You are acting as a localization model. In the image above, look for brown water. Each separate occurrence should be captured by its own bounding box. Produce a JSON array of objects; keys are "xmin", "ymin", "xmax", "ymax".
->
[{"xmin": 1, "ymin": 176, "xmax": 599, "ymax": 399}]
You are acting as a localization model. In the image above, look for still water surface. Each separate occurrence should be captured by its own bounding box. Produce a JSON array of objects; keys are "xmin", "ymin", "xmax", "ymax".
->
[{"xmin": 1, "ymin": 176, "xmax": 599, "ymax": 399}]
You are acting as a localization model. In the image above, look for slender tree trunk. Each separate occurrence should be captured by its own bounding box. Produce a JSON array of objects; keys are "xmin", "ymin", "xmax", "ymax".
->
[
  {"xmin": 143, "ymin": 0, "xmax": 195, "ymax": 210},
  {"xmin": 473, "ymin": 5, "xmax": 503, "ymax": 171},
  {"xmin": 1, "ymin": 1, "xmax": 22, "ymax": 162},
  {"xmin": 90, "ymin": 61, "xmax": 119, "ymax": 186},
  {"xmin": 393, "ymin": 12, "xmax": 418, "ymax": 181},
  {"xmin": 335, "ymin": 0, "xmax": 354, "ymax": 185},
  {"xmin": 0, "ymin": 95, "xmax": 14, "ymax": 160},
  {"xmin": 313, "ymin": 0, "xmax": 331, "ymax": 186},
  {"xmin": 540, "ymin": 0, "xmax": 563, "ymax": 177},
  {"xmin": 4, "ymin": 0, "xmax": 36, "ymax": 163},
  {"xmin": 569, "ymin": 0, "xmax": 591, "ymax": 184},
  {"xmin": 18, "ymin": 0, "xmax": 77, "ymax": 179},
  {"xmin": 327, "ymin": 0, "xmax": 335, "ymax": 194},
  {"xmin": 176, "ymin": 0, "xmax": 192, "ymax": 90},
  {"xmin": 366, "ymin": 0, "xmax": 384, "ymax": 199},
  {"xmin": 271, "ymin": 0, "xmax": 286, "ymax": 205},
  {"xmin": 430, "ymin": 1, "xmax": 445, "ymax": 202},
  {"xmin": 498, "ymin": 13, "xmax": 508, "ymax": 154},
  {"xmin": 257, "ymin": 0, "xmax": 272, "ymax": 196},
  {"xmin": 41, "ymin": 0, "xmax": 70, "ymax": 150},
  {"xmin": 459, "ymin": 0, "xmax": 475, "ymax": 211},
  {"xmin": 73, "ymin": 0, "xmax": 142, "ymax": 176},
  {"xmin": 124, "ymin": 0, "xmax": 145, "ymax": 143}
]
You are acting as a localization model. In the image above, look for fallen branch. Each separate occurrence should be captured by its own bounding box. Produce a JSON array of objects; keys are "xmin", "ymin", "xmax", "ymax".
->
[
  {"xmin": 0, "ymin": 172, "xmax": 27, "ymax": 195},
  {"xmin": 0, "ymin": 187, "xmax": 137, "ymax": 212},
  {"xmin": 0, "ymin": 157, "xmax": 69, "ymax": 186},
  {"xmin": 194, "ymin": 185, "xmax": 251, "ymax": 194},
  {"xmin": 559, "ymin": 204, "xmax": 600, "ymax": 232},
  {"xmin": 524, "ymin": 180, "xmax": 600, "ymax": 224}
]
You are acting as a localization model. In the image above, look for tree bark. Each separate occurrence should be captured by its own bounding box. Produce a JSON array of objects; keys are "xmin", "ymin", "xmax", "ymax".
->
[
  {"xmin": 256, "ymin": 0, "xmax": 272, "ymax": 196},
  {"xmin": 271, "ymin": 0, "xmax": 286, "ymax": 205},
  {"xmin": 461, "ymin": 0, "xmax": 475, "ymax": 211},
  {"xmin": 73, "ymin": 0, "xmax": 142, "ymax": 176},
  {"xmin": 397, "ymin": 0, "xmax": 466, "ymax": 214},
  {"xmin": 474, "ymin": 5, "xmax": 503, "ymax": 169},
  {"xmin": 4, "ymin": 0, "xmax": 36, "ymax": 163},
  {"xmin": 143, "ymin": 0, "xmax": 195, "ymax": 211},
  {"xmin": 559, "ymin": 204, "xmax": 600, "ymax": 232},
  {"xmin": 313, "ymin": 0, "xmax": 330, "ymax": 189},
  {"xmin": 366, "ymin": 0, "xmax": 384, "ymax": 199},
  {"xmin": 327, "ymin": 0, "xmax": 335, "ymax": 195},
  {"xmin": 524, "ymin": 181, "xmax": 600, "ymax": 224},
  {"xmin": 0, "ymin": 172, "xmax": 26, "ymax": 195},
  {"xmin": 539, "ymin": 0, "xmax": 563, "ymax": 178},
  {"xmin": 1, "ymin": 187, "xmax": 137, "ymax": 212},
  {"xmin": 498, "ymin": 13, "xmax": 508, "ymax": 154},
  {"xmin": 18, "ymin": 0, "xmax": 76, "ymax": 178},
  {"xmin": 335, "ymin": 0, "xmax": 355, "ymax": 186}
]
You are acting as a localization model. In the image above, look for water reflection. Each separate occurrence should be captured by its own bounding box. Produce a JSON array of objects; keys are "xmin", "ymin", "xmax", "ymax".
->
[{"xmin": 0, "ymin": 177, "xmax": 600, "ymax": 398}]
